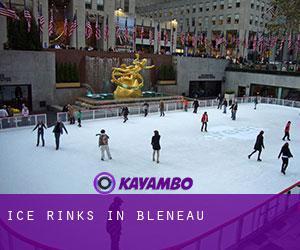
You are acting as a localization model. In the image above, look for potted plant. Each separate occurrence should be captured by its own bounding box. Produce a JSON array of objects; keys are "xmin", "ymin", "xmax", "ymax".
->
[{"xmin": 224, "ymin": 90, "xmax": 235, "ymax": 102}]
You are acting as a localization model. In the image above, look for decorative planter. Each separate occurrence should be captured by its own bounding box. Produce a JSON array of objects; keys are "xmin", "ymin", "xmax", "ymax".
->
[
  {"xmin": 157, "ymin": 80, "xmax": 176, "ymax": 85},
  {"xmin": 224, "ymin": 93, "xmax": 235, "ymax": 101}
]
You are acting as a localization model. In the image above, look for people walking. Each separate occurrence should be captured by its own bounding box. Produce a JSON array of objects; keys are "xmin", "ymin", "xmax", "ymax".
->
[
  {"xmin": 76, "ymin": 109, "xmax": 82, "ymax": 127},
  {"xmin": 96, "ymin": 129, "xmax": 112, "ymax": 161},
  {"xmin": 222, "ymin": 98, "xmax": 228, "ymax": 114},
  {"xmin": 143, "ymin": 102, "xmax": 149, "ymax": 117},
  {"xmin": 32, "ymin": 121, "xmax": 47, "ymax": 147},
  {"xmin": 192, "ymin": 99, "xmax": 199, "ymax": 113},
  {"xmin": 278, "ymin": 142, "xmax": 293, "ymax": 175},
  {"xmin": 52, "ymin": 121, "xmax": 68, "ymax": 150},
  {"xmin": 248, "ymin": 131, "xmax": 265, "ymax": 161},
  {"xmin": 201, "ymin": 112, "xmax": 208, "ymax": 132},
  {"xmin": 121, "ymin": 106, "xmax": 129, "ymax": 123},
  {"xmin": 230, "ymin": 102, "xmax": 238, "ymax": 120},
  {"xmin": 159, "ymin": 100, "xmax": 165, "ymax": 117},
  {"xmin": 282, "ymin": 121, "xmax": 291, "ymax": 141},
  {"xmin": 151, "ymin": 130, "xmax": 161, "ymax": 164}
]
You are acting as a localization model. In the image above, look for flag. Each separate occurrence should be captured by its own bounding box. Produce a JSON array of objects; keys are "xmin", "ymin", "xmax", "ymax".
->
[
  {"xmin": 0, "ymin": 1, "xmax": 19, "ymax": 19},
  {"xmin": 157, "ymin": 22, "xmax": 161, "ymax": 51},
  {"xmin": 149, "ymin": 20, "xmax": 153, "ymax": 46},
  {"xmin": 140, "ymin": 19, "xmax": 144, "ymax": 44},
  {"xmin": 85, "ymin": 15, "xmax": 93, "ymax": 39},
  {"xmin": 48, "ymin": 8, "xmax": 54, "ymax": 36},
  {"xmin": 270, "ymin": 35, "xmax": 278, "ymax": 48},
  {"xmin": 253, "ymin": 34, "xmax": 257, "ymax": 51},
  {"xmin": 63, "ymin": 11, "xmax": 68, "ymax": 37},
  {"xmin": 115, "ymin": 15, "xmax": 122, "ymax": 44},
  {"xmin": 288, "ymin": 33, "xmax": 292, "ymax": 51},
  {"xmin": 258, "ymin": 34, "xmax": 264, "ymax": 51},
  {"xmin": 192, "ymin": 28, "xmax": 197, "ymax": 48},
  {"xmin": 216, "ymin": 33, "xmax": 224, "ymax": 46},
  {"xmin": 104, "ymin": 15, "xmax": 109, "ymax": 41},
  {"xmin": 180, "ymin": 31, "xmax": 185, "ymax": 47},
  {"xmin": 69, "ymin": 12, "xmax": 78, "ymax": 37},
  {"xmin": 124, "ymin": 17, "xmax": 129, "ymax": 42},
  {"xmin": 163, "ymin": 24, "xmax": 168, "ymax": 47},
  {"xmin": 133, "ymin": 18, "xmax": 136, "ymax": 49},
  {"xmin": 24, "ymin": 2, "xmax": 32, "ymax": 33},
  {"xmin": 37, "ymin": 4, "xmax": 45, "ymax": 33},
  {"xmin": 279, "ymin": 37, "xmax": 285, "ymax": 51},
  {"xmin": 95, "ymin": 18, "xmax": 101, "ymax": 40},
  {"xmin": 297, "ymin": 34, "xmax": 300, "ymax": 50}
]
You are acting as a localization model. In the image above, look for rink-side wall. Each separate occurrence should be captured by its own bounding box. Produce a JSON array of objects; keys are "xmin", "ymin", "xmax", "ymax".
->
[
  {"xmin": 157, "ymin": 57, "xmax": 229, "ymax": 96},
  {"xmin": 225, "ymin": 70, "xmax": 300, "ymax": 96},
  {"xmin": 0, "ymin": 50, "xmax": 56, "ymax": 111}
]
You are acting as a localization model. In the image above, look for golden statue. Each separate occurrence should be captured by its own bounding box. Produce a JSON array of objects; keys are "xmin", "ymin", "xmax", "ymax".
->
[{"xmin": 111, "ymin": 54, "xmax": 155, "ymax": 99}]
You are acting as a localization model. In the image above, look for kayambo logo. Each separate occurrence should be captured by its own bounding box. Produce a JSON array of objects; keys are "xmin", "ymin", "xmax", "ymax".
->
[{"xmin": 93, "ymin": 172, "xmax": 193, "ymax": 195}]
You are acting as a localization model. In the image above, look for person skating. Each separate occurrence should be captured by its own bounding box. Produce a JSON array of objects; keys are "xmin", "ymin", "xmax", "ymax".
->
[
  {"xmin": 183, "ymin": 99, "xmax": 189, "ymax": 112},
  {"xmin": 159, "ymin": 100, "xmax": 165, "ymax": 117},
  {"xmin": 282, "ymin": 121, "xmax": 291, "ymax": 141},
  {"xmin": 248, "ymin": 130, "xmax": 265, "ymax": 161},
  {"xmin": 278, "ymin": 142, "xmax": 293, "ymax": 175},
  {"xmin": 67, "ymin": 104, "xmax": 75, "ymax": 125},
  {"xmin": 230, "ymin": 102, "xmax": 238, "ymax": 120},
  {"xmin": 151, "ymin": 130, "xmax": 161, "ymax": 164},
  {"xmin": 222, "ymin": 98, "xmax": 228, "ymax": 114},
  {"xmin": 216, "ymin": 94, "xmax": 222, "ymax": 109},
  {"xmin": 96, "ymin": 129, "xmax": 112, "ymax": 161},
  {"xmin": 192, "ymin": 99, "xmax": 199, "ymax": 113},
  {"xmin": 32, "ymin": 121, "xmax": 47, "ymax": 147},
  {"xmin": 143, "ymin": 102, "xmax": 149, "ymax": 117},
  {"xmin": 254, "ymin": 96, "xmax": 258, "ymax": 110},
  {"xmin": 76, "ymin": 109, "xmax": 82, "ymax": 127},
  {"xmin": 52, "ymin": 121, "xmax": 68, "ymax": 150},
  {"xmin": 201, "ymin": 112, "xmax": 208, "ymax": 132},
  {"xmin": 121, "ymin": 106, "xmax": 129, "ymax": 123}
]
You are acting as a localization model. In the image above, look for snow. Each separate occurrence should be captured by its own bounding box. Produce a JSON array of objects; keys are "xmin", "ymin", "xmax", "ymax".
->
[{"xmin": 0, "ymin": 103, "xmax": 299, "ymax": 194}]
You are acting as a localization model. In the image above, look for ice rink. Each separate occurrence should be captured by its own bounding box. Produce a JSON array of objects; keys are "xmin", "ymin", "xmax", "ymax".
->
[{"xmin": 0, "ymin": 103, "xmax": 299, "ymax": 194}]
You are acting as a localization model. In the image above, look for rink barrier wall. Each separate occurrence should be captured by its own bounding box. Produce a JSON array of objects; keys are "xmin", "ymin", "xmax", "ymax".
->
[
  {"xmin": 56, "ymin": 96, "xmax": 300, "ymax": 123},
  {"xmin": 166, "ymin": 182, "xmax": 300, "ymax": 250},
  {"xmin": 0, "ymin": 114, "xmax": 47, "ymax": 130}
]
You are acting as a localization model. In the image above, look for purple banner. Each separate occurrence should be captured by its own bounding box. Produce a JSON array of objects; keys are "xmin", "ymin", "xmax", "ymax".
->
[{"xmin": 0, "ymin": 194, "xmax": 299, "ymax": 250}]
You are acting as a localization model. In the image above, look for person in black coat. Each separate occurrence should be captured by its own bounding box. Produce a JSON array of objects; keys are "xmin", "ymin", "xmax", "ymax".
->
[
  {"xmin": 222, "ymin": 98, "xmax": 228, "ymax": 114},
  {"xmin": 151, "ymin": 130, "xmax": 161, "ymax": 164},
  {"xmin": 143, "ymin": 102, "xmax": 149, "ymax": 117},
  {"xmin": 230, "ymin": 102, "xmax": 238, "ymax": 120},
  {"xmin": 248, "ymin": 130, "xmax": 265, "ymax": 161},
  {"xmin": 121, "ymin": 106, "xmax": 129, "ymax": 123},
  {"xmin": 33, "ymin": 121, "xmax": 47, "ymax": 147},
  {"xmin": 192, "ymin": 99, "xmax": 199, "ymax": 113},
  {"xmin": 278, "ymin": 142, "xmax": 293, "ymax": 175},
  {"xmin": 52, "ymin": 121, "xmax": 68, "ymax": 150}
]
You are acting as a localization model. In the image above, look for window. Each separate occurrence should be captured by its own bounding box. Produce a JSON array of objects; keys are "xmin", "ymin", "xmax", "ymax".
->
[
  {"xmin": 228, "ymin": 0, "xmax": 233, "ymax": 9},
  {"xmin": 199, "ymin": 4, "xmax": 203, "ymax": 12},
  {"xmin": 255, "ymin": 16, "xmax": 258, "ymax": 26},
  {"xmin": 256, "ymin": 1, "xmax": 260, "ymax": 10},
  {"xmin": 192, "ymin": 17, "xmax": 195, "ymax": 26},
  {"xmin": 234, "ymin": 14, "xmax": 239, "ymax": 24},
  {"xmin": 236, "ymin": 0, "xmax": 240, "ymax": 8},
  {"xmin": 212, "ymin": 16, "xmax": 216, "ymax": 25},
  {"xmin": 193, "ymin": 5, "xmax": 196, "ymax": 13},
  {"xmin": 124, "ymin": 0, "xmax": 129, "ymax": 12},
  {"xmin": 186, "ymin": 6, "xmax": 190, "ymax": 14},
  {"xmin": 219, "ymin": 15, "xmax": 224, "ymax": 25},
  {"xmin": 227, "ymin": 14, "xmax": 232, "ymax": 24},
  {"xmin": 206, "ymin": 2, "xmax": 210, "ymax": 11},
  {"xmin": 181, "ymin": 7, "xmax": 184, "ymax": 14},
  {"xmin": 261, "ymin": 2, "xmax": 265, "ymax": 12},
  {"xmin": 260, "ymin": 21, "xmax": 263, "ymax": 27},
  {"xmin": 186, "ymin": 18, "xmax": 190, "ymax": 27},
  {"xmin": 213, "ymin": 1, "xmax": 217, "ymax": 10},
  {"xmin": 204, "ymin": 17, "xmax": 209, "ymax": 28},
  {"xmin": 220, "ymin": 0, "xmax": 224, "ymax": 9},
  {"xmin": 198, "ymin": 17, "xmax": 202, "ymax": 26},
  {"xmin": 249, "ymin": 14, "xmax": 253, "ymax": 25},
  {"xmin": 97, "ymin": 0, "xmax": 104, "ymax": 11},
  {"xmin": 85, "ymin": 0, "xmax": 91, "ymax": 9},
  {"xmin": 251, "ymin": 0, "xmax": 254, "ymax": 9}
]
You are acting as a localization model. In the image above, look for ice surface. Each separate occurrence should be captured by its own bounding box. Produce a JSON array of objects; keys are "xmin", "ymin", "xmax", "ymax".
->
[{"xmin": 0, "ymin": 103, "xmax": 299, "ymax": 194}]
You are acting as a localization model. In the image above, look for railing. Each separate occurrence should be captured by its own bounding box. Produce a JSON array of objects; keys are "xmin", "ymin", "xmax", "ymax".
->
[
  {"xmin": 166, "ymin": 182, "xmax": 300, "ymax": 250},
  {"xmin": 0, "ymin": 114, "xmax": 47, "ymax": 130}
]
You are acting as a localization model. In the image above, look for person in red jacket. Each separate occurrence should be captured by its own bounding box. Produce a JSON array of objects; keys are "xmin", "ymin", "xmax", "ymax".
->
[
  {"xmin": 282, "ymin": 121, "xmax": 291, "ymax": 141},
  {"xmin": 201, "ymin": 112, "xmax": 208, "ymax": 132}
]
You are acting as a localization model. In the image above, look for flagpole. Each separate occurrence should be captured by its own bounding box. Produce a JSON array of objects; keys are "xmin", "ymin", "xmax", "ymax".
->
[{"xmin": 75, "ymin": 9, "xmax": 78, "ymax": 49}]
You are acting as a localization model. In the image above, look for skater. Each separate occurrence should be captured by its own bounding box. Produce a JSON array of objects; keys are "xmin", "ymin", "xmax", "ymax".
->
[
  {"xmin": 0, "ymin": 106, "xmax": 8, "ymax": 118},
  {"xmin": 143, "ymin": 102, "xmax": 149, "ymax": 117},
  {"xmin": 248, "ymin": 130, "xmax": 265, "ymax": 161},
  {"xmin": 183, "ymin": 98, "xmax": 189, "ymax": 112},
  {"xmin": 21, "ymin": 104, "xmax": 29, "ymax": 117},
  {"xmin": 254, "ymin": 96, "xmax": 258, "ymax": 110},
  {"xmin": 192, "ymin": 99, "xmax": 199, "ymax": 113},
  {"xmin": 121, "ymin": 106, "xmax": 129, "ymax": 123},
  {"xmin": 282, "ymin": 121, "xmax": 291, "ymax": 141},
  {"xmin": 278, "ymin": 142, "xmax": 293, "ymax": 175},
  {"xmin": 76, "ymin": 109, "xmax": 82, "ymax": 127},
  {"xmin": 230, "ymin": 102, "xmax": 238, "ymax": 120},
  {"xmin": 201, "ymin": 112, "xmax": 208, "ymax": 132},
  {"xmin": 217, "ymin": 94, "xmax": 223, "ymax": 109},
  {"xmin": 96, "ymin": 129, "xmax": 112, "ymax": 161},
  {"xmin": 67, "ymin": 104, "xmax": 75, "ymax": 125},
  {"xmin": 159, "ymin": 100, "xmax": 165, "ymax": 117},
  {"xmin": 151, "ymin": 130, "xmax": 161, "ymax": 164},
  {"xmin": 222, "ymin": 98, "xmax": 228, "ymax": 114},
  {"xmin": 32, "ymin": 120, "xmax": 47, "ymax": 147},
  {"xmin": 52, "ymin": 121, "xmax": 68, "ymax": 150}
]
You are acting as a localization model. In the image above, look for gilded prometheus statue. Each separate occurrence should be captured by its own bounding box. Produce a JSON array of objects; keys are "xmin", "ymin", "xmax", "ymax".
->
[{"xmin": 111, "ymin": 54, "xmax": 155, "ymax": 99}]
